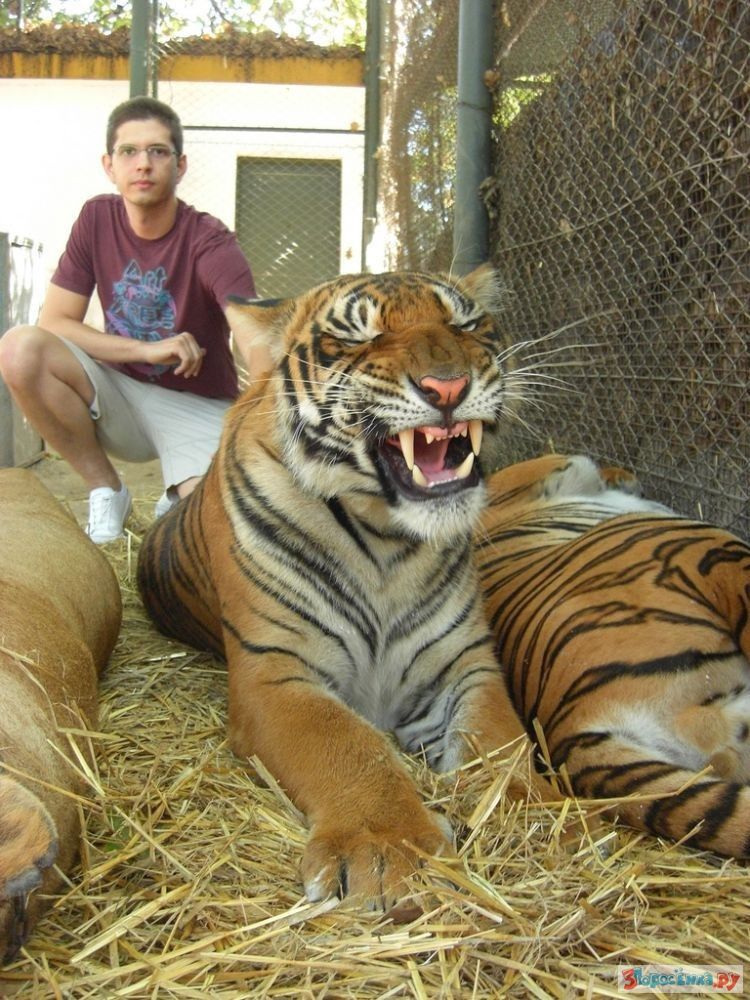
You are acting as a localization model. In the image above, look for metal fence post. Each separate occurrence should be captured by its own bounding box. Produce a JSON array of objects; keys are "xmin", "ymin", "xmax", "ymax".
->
[
  {"xmin": 453, "ymin": 0, "xmax": 494, "ymax": 274},
  {"xmin": 362, "ymin": 0, "xmax": 382, "ymax": 272},
  {"xmin": 0, "ymin": 233, "xmax": 12, "ymax": 466},
  {"xmin": 130, "ymin": 0, "xmax": 158, "ymax": 98}
]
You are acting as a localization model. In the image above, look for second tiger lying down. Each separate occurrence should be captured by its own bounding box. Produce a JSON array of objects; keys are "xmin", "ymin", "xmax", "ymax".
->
[
  {"xmin": 477, "ymin": 454, "xmax": 750, "ymax": 857},
  {"xmin": 137, "ymin": 267, "xmax": 558, "ymax": 909}
]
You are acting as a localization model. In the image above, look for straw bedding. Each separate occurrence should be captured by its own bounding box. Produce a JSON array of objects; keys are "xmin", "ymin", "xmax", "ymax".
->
[{"xmin": 1, "ymin": 488, "xmax": 747, "ymax": 998}]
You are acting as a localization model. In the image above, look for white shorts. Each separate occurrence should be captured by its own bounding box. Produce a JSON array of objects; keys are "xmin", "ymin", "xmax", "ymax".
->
[{"xmin": 62, "ymin": 337, "xmax": 232, "ymax": 490}]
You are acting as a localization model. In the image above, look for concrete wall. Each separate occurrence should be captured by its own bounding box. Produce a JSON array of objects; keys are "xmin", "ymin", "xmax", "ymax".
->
[{"xmin": 0, "ymin": 75, "xmax": 365, "ymax": 313}]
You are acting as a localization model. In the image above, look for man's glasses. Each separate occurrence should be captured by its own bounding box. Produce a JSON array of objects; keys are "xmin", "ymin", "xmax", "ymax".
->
[{"xmin": 112, "ymin": 144, "xmax": 178, "ymax": 161}]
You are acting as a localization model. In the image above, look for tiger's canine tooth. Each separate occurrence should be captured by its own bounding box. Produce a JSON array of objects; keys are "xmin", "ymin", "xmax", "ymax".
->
[
  {"xmin": 398, "ymin": 428, "xmax": 415, "ymax": 470},
  {"xmin": 469, "ymin": 420, "xmax": 483, "ymax": 456},
  {"xmin": 412, "ymin": 464, "xmax": 429, "ymax": 488},
  {"xmin": 455, "ymin": 452, "xmax": 475, "ymax": 479}
]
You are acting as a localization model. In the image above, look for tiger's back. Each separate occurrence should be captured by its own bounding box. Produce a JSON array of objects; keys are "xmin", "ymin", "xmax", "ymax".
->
[
  {"xmin": 477, "ymin": 454, "xmax": 750, "ymax": 857},
  {"xmin": 136, "ymin": 468, "xmax": 224, "ymax": 656}
]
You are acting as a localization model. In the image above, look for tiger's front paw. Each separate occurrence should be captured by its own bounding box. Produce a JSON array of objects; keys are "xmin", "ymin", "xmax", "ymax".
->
[
  {"xmin": 0, "ymin": 775, "xmax": 58, "ymax": 963},
  {"xmin": 302, "ymin": 805, "xmax": 452, "ymax": 911}
]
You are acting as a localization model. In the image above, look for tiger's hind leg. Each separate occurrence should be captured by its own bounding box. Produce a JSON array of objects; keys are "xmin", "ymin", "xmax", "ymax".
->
[{"xmin": 674, "ymin": 686, "xmax": 750, "ymax": 782}]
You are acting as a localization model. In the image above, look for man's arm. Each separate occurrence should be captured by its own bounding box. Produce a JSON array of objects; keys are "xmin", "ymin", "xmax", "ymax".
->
[{"xmin": 40, "ymin": 283, "xmax": 206, "ymax": 378}]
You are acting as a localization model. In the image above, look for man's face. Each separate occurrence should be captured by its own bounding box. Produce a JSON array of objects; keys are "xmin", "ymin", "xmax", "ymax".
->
[{"xmin": 102, "ymin": 119, "xmax": 186, "ymax": 208}]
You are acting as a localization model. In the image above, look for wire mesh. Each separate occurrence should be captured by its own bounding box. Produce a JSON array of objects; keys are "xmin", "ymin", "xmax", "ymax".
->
[{"xmin": 379, "ymin": 0, "xmax": 749, "ymax": 536}]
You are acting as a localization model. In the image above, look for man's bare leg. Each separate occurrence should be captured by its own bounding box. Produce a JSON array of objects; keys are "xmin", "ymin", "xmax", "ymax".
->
[{"xmin": 0, "ymin": 326, "xmax": 121, "ymax": 491}]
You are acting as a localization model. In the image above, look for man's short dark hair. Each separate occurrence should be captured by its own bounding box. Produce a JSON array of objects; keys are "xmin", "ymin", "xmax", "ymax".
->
[{"xmin": 106, "ymin": 96, "xmax": 184, "ymax": 156}]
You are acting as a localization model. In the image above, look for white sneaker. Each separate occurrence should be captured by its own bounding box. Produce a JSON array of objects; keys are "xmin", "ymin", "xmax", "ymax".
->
[
  {"xmin": 154, "ymin": 488, "xmax": 179, "ymax": 519},
  {"xmin": 87, "ymin": 483, "xmax": 132, "ymax": 544}
]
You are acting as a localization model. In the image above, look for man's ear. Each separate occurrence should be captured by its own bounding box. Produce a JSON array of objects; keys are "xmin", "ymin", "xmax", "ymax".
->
[
  {"xmin": 101, "ymin": 153, "xmax": 115, "ymax": 183},
  {"xmin": 176, "ymin": 153, "xmax": 188, "ymax": 184}
]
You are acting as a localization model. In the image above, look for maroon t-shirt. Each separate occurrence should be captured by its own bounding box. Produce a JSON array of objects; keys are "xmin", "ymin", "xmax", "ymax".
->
[{"xmin": 52, "ymin": 195, "xmax": 256, "ymax": 399}]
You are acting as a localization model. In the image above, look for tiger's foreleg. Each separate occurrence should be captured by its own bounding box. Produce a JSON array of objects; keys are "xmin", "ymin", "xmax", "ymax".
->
[
  {"xmin": 438, "ymin": 667, "xmax": 606, "ymax": 847},
  {"xmin": 448, "ymin": 671, "xmax": 561, "ymax": 803},
  {"xmin": 225, "ymin": 645, "xmax": 451, "ymax": 909}
]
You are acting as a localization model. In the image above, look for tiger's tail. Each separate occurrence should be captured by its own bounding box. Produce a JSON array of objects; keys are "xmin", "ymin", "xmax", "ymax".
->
[{"xmin": 564, "ymin": 738, "xmax": 750, "ymax": 857}]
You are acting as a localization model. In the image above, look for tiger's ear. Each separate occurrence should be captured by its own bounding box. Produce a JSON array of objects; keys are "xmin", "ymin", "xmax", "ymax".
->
[
  {"xmin": 226, "ymin": 296, "xmax": 295, "ymax": 365},
  {"xmin": 456, "ymin": 264, "xmax": 505, "ymax": 314}
]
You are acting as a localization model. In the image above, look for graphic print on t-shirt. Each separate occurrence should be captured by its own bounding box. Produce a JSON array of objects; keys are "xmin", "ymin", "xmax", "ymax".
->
[{"xmin": 106, "ymin": 260, "xmax": 176, "ymax": 375}]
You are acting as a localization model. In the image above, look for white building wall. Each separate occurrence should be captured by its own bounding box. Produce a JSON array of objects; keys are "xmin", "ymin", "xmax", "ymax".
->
[{"xmin": 0, "ymin": 76, "xmax": 365, "ymax": 317}]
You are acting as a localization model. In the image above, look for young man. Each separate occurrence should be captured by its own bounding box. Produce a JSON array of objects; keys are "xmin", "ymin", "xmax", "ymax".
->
[{"xmin": 0, "ymin": 96, "xmax": 267, "ymax": 543}]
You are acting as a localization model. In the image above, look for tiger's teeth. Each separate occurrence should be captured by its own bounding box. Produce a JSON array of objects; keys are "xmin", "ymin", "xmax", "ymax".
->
[
  {"xmin": 469, "ymin": 419, "xmax": 483, "ymax": 456},
  {"xmin": 398, "ymin": 428, "xmax": 415, "ymax": 470},
  {"xmin": 425, "ymin": 432, "xmax": 435, "ymax": 445},
  {"xmin": 455, "ymin": 452, "xmax": 475, "ymax": 479},
  {"xmin": 412, "ymin": 464, "xmax": 429, "ymax": 488}
]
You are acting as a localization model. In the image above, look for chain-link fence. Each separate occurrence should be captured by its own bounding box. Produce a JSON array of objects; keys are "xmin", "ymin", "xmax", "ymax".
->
[{"xmin": 379, "ymin": 0, "xmax": 749, "ymax": 537}]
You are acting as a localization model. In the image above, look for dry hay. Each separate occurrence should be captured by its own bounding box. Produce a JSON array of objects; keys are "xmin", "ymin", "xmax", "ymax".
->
[{"xmin": 1, "ymin": 490, "xmax": 748, "ymax": 998}]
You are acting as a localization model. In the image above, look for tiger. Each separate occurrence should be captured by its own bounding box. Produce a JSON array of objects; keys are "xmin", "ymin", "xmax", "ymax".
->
[
  {"xmin": 136, "ymin": 266, "xmax": 559, "ymax": 910},
  {"xmin": 0, "ymin": 469, "xmax": 121, "ymax": 963},
  {"xmin": 476, "ymin": 452, "xmax": 750, "ymax": 857}
]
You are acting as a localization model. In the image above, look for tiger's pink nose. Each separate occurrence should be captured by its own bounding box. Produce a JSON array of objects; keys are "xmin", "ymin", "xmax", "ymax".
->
[{"xmin": 419, "ymin": 374, "xmax": 469, "ymax": 407}]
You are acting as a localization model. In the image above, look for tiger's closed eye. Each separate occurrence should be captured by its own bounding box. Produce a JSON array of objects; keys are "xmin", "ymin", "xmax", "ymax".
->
[
  {"xmin": 321, "ymin": 328, "xmax": 374, "ymax": 348},
  {"xmin": 320, "ymin": 313, "xmax": 381, "ymax": 346},
  {"xmin": 336, "ymin": 336, "xmax": 372, "ymax": 347}
]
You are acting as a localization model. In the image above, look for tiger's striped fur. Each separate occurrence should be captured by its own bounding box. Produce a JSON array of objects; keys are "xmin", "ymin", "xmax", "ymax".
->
[
  {"xmin": 137, "ymin": 268, "xmax": 557, "ymax": 908},
  {"xmin": 477, "ymin": 453, "xmax": 750, "ymax": 857}
]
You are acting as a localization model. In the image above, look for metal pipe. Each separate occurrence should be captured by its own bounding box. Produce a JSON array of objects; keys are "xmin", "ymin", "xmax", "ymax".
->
[
  {"xmin": 361, "ymin": 0, "xmax": 382, "ymax": 271},
  {"xmin": 453, "ymin": 0, "xmax": 494, "ymax": 274},
  {"xmin": 130, "ymin": 0, "xmax": 150, "ymax": 98},
  {"xmin": 150, "ymin": 0, "xmax": 160, "ymax": 97},
  {"xmin": 0, "ymin": 234, "xmax": 12, "ymax": 466}
]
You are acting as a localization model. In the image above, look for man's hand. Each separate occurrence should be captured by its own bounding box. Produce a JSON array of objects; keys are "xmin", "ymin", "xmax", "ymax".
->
[{"xmin": 142, "ymin": 332, "xmax": 206, "ymax": 377}]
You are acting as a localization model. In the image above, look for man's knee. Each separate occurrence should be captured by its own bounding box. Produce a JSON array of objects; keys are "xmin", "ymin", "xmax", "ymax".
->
[
  {"xmin": 0, "ymin": 327, "xmax": 86, "ymax": 397},
  {"xmin": 0, "ymin": 325, "xmax": 48, "ymax": 385}
]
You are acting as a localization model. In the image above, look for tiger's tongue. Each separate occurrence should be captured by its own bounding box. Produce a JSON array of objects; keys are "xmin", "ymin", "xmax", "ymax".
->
[{"xmin": 414, "ymin": 435, "xmax": 450, "ymax": 473}]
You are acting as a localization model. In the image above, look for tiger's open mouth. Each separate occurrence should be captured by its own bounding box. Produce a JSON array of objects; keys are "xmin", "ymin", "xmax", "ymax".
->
[{"xmin": 377, "ymin": 420, "xmax": 484, "ymax": 498}]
